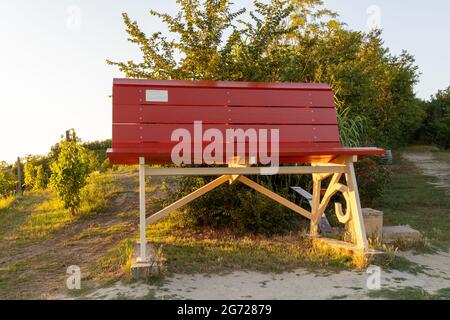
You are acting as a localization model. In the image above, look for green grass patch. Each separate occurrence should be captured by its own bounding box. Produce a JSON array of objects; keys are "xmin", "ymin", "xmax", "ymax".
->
[
  {"xmin": 75, "ymin": 223, "xmax": 133, "ymax": 240},
  {"xmin": 0, "ymin": 259, "xmax": 33, "ymax": 299},
  {"xmin": 0, "ymin": 192, "xmax": 53, "ymax": 241},
  {"xmin": 377, "ymin": 254, "xmax": 428, "ymax": 275},
  {"xmin": 91, "ymin": 238, "xmax": 135, "ymax": 283},
  {"xmin": 368, "ymin": 286, "xmax": 450, "ymax": 300},
  {"xmin": 0, "ymin": 170, "xmax": 135, "ymax": 298},
  {"xmin": 6, "ymin": 172, "xmax": 122, "ymax": 241},
  {"xmin": 17, "ymin": 193, "xmax": 75, "ymax": 240},
  {"xmin": 79, "ymin": 172, "xmax": 120, "ymax": 214}
]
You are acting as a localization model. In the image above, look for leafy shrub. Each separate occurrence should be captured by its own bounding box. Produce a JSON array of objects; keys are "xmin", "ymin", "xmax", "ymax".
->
[
  {"xmin": 82, "ymin": 139, "xmax": 112, "ymax": 165},
  {"xmin": 162, "ymin": 173, "xmax": 310, "ymax": 235},
  {"xmin": 0, "ymin": 162, "xmax": 16, "ymax": 197},
  {"xmin": 24, "ymin": 163, "xmax": 47, "ymax": 190},
  {"xmin": 23, "ymin": 156, "xmax": 50, "ymax": 190},
  {"xmin": 50, "ymin": 129, "xmax": 91, "ymax": 215},
  {"xmin": 355, "ymin": 157, "xmax": 392, "ymax": 207},
  {"xmin": 83, "ymin": 140, "xmax": 112, "ymax": 172},
  {"xmin": 234, "ymin": 189, "xmax": 305, "ymax": 234}
]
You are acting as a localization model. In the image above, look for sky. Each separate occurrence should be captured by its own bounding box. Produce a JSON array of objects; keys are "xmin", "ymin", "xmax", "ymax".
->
[{"xmin": 0, "ymin": 0, "xmax": 449, "ymax": 164}]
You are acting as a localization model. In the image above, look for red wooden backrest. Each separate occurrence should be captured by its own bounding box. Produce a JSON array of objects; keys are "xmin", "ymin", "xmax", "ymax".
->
[{"xmin": 109, "ymin": 78, "xmax": 345, "ymax": 165}]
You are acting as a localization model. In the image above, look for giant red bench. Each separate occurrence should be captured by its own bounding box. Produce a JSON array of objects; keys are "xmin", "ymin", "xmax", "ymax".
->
[{"xmin": 107, "ymin": 78, "xmax": 384, "ymax": 263}]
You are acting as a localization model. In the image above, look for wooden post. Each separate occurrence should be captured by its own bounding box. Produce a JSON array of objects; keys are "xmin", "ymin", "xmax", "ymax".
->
[
  {"xmin": 310, "ymin": 173, "xmax": 321, "ymax": 237},
  {"xmin": 16, "ymin": 157, "xmax": 22, "ymax": 196},
  {"xmin": 344, "ymin": 157, "xmax": 368, "ymax": 250},
  {"xmin": 138, "ymin": 157, "xmax": 148, "ymax": 262}
]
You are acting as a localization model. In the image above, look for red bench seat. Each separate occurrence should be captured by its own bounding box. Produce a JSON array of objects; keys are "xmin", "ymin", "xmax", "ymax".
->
[{"xmin": 107, "ymin": 78, "xmax": 383, "ymax": 165}]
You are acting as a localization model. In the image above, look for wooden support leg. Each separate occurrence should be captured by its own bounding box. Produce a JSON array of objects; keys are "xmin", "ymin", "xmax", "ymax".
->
[
  {"xmin": 344, "ymin": 157, "xmax": 368, "ymax": 250},
  {"xmin": 310, "ymin": 173, "xmax": 321, "ymax": 237},
  {"xmin": 138, "ymin": 157, "xmax": 149, "ymax": 262}
]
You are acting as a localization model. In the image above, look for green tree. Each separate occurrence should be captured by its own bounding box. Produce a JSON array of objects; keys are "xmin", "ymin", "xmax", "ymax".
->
[
  {"xmin": 418, "ymin": 85, "xmax": 450, "ymax": 148},
  {"xmin": 82, "ymin": 139, "xmax": 112, "ymax": 169},
  {"xmin": 50, "ymin": 129, "xmax": 91, "ymax": 215},
  {"xmin": 23, "ymin": 155, "xmax": 50, "ymax": 190},
  {"xmin": 34, "ymin": 165, "xmax": 47, "ymax": 190},
  {"xmin": 0, "ymin": 161, "xmax": 16, "ymax": 197},
  {"xmin": 23, "ymin": 161, "xmax": 37, "ymax": 189}
]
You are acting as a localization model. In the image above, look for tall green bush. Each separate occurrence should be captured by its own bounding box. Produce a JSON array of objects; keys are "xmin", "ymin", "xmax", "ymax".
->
[
  {"xmin": 50, "ymin": 129, "xmax": 91, "ymax": 215},
  {"xmin": 0, "ymin": 162, "xmax": 16, "ymax": 197},
  {"xmin": 24, "ymin": 157, "xmax": 49, "ymax": 190}
]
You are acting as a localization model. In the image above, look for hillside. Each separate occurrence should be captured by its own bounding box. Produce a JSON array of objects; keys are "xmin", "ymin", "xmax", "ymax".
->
[{"xmin": 0, "ymin": 168, "xmax": 140, "ymax": 299}]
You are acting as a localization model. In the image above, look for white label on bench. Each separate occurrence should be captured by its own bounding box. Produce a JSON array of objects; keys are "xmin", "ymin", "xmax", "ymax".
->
[{"xmin": 146, "ymin": 90, "xmax": 168, "ymax": 102}]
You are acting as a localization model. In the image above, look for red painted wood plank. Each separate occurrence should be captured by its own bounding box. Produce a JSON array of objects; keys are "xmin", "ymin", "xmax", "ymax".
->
[
  {"xmin": 107, "ymin": 144, "xmax": 384, "ymax": 165},
  {"xmin": 113, "ymin": 105, "xmax": 338, "ymax": 125},
  {"xmin": 113, "ymin": 86, "xmax": 228, "ymax": 106},
  {"xmin": 112, "ymin": 123, "xmax": 340, "ymax": 145},
  {"xmin": 114, "ymin": 78, "xmax": 332, "ymax": 91},
  {"xmin": 228, "ymin": 89, "xmax": 334, "ymax": 107},
  {"xmin": 113, "ymin": 86, "xmax": 335, "ymax": 108}
]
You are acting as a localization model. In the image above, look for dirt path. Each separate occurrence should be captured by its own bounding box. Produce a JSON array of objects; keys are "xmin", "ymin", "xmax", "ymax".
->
[
  {"xmin": 82, "ymin": 249, "xmax": 450, "ymax": 300},
  {"xmin": 402, "ymin": 151, "xmax": 450, "ymax": 194}
]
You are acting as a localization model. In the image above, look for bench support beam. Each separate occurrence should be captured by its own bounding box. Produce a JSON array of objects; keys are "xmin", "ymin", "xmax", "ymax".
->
[{"xmin": 145, "ymin": 166, "xmax": 347, "ymax": 176}]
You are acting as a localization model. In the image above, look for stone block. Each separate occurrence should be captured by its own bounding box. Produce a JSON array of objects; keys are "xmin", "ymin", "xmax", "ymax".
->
[
  {"xmin": 130, "ymin": 241, "xmax": 160, "ymax": 279},
  {"xmin": 382, "ymin": 225, "xmax": 422, "ymax": 244},
  {"xmin": 362, "ymin": 208, "xmax": 383, "ymax": 240}
]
